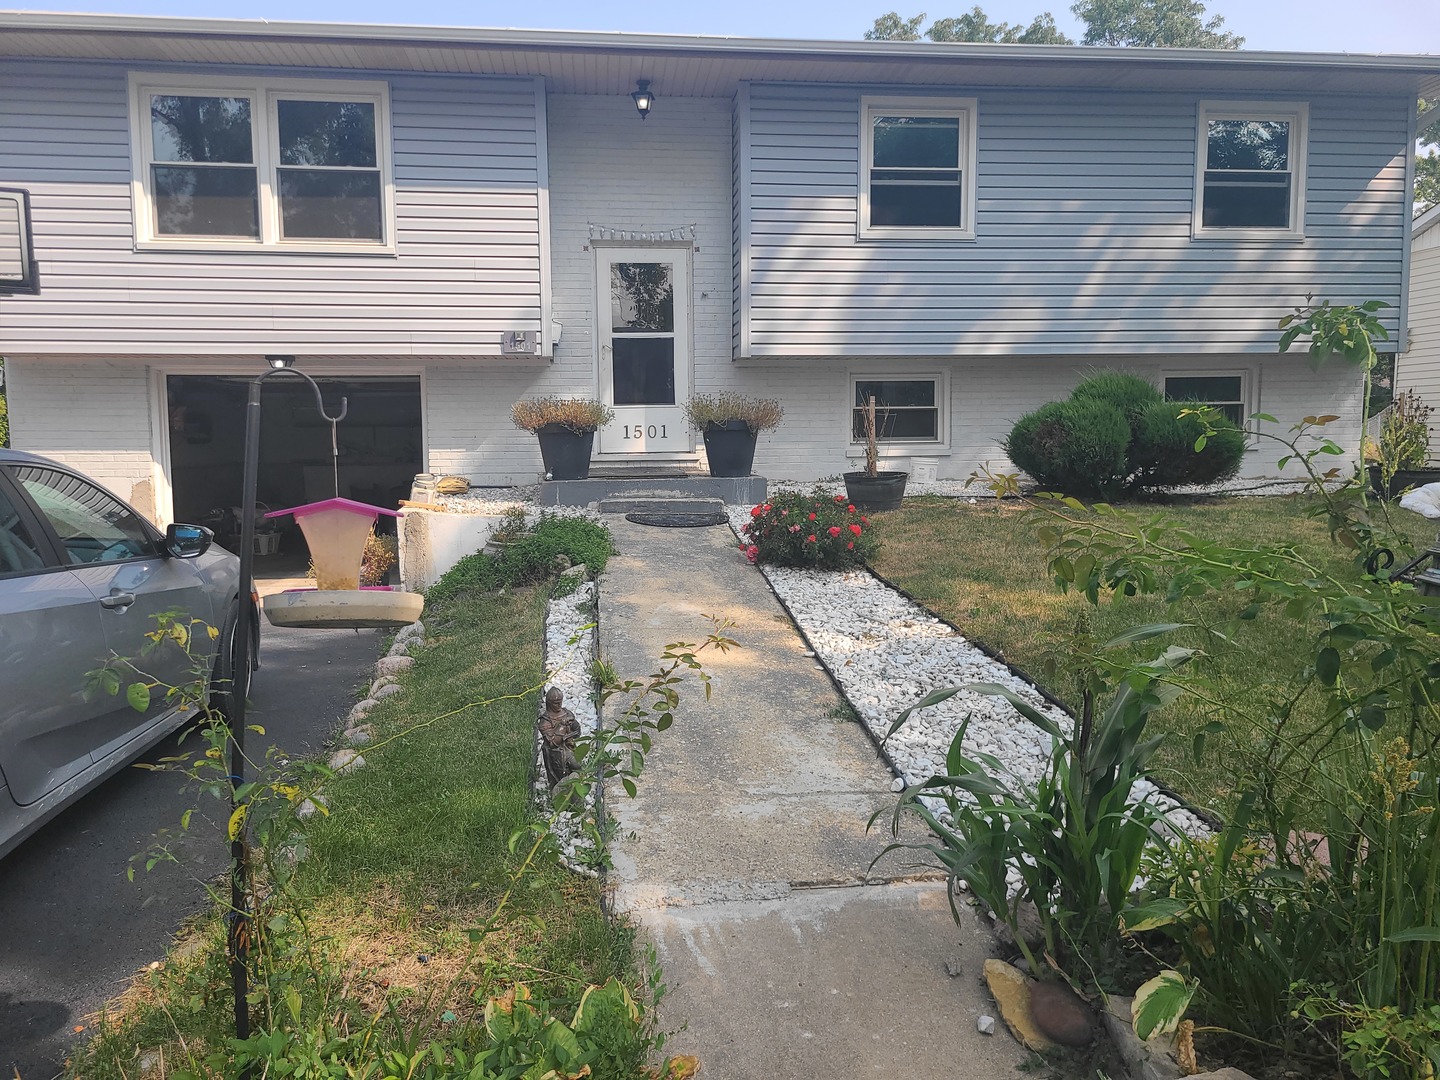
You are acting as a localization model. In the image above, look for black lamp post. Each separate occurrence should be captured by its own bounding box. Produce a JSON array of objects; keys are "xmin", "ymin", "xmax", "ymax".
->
[{"xmin": 227, "ymin": 359, "xmax": 346, "ymax": 1044}]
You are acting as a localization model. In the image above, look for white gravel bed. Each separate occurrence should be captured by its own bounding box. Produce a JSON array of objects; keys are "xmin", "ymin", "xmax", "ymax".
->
[
  {"xmin": 766, "ymin": 476, "xmax": 1322, "ymax": 501},
  {"xmin": 433, "ymin": 487, "xmax": 602, "ymax": 523},
  {"xmin": 725, "ymin": 507, "xmax": 1209, "ymax": 843},
  {"xmin": 539, "ymin": 579, "xmax": 603, "ymax": 873}
]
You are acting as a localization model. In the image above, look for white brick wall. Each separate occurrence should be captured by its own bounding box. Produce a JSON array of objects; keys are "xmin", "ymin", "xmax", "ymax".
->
[{"xmin": 6, "ymin": 356, "xmax": 160, "ymax": 518}]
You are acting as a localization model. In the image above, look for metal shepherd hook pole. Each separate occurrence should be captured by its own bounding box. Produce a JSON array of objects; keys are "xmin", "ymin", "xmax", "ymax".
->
[{"xmin": 229, "ymin": 363, "xmax": 347, "ymax": 1049}]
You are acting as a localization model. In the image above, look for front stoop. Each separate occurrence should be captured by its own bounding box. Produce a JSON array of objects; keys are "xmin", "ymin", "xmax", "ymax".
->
[{"xmin": 537, "ymin": 474, "xmax": 766, "ymax": 508}]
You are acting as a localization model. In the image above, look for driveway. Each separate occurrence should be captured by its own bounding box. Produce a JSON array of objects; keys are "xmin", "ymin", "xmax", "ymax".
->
[{"xmin": 0, "ymin": 613, "xmax": 385, "ymax": 1079}]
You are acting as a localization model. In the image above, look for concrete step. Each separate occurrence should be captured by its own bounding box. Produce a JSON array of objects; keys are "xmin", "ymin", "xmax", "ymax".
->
[
  {"xmin": 598, "ymin": 495, "xmax": 726, "ymax": 516},
  {"xmin": 537, "ymin": 474, "xmax": 766, "ymax": 508}
]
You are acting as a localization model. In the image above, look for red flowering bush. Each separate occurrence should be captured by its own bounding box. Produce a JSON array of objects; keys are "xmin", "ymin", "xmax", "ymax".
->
[{"xmin": 740, "ymin": 488, "xmax": 878, "ymax": 569}]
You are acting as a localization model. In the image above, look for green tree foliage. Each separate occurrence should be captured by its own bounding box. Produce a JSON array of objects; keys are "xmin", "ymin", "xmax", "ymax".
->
[
  {"xmin": 0, "ymin": 358, "xmax": 8, "ymax": 447},
  {"xmin": 867, "ymin": 6, "xmax": 1073, "ymax": 43},
  {"xmin": 1070, "ymin": 0, "xmax": 1242, "ymax": 46},
  {"xmin": 867, "ymin": 0, "xmax": 1242, "ymax": 48},
  {"xmin": 1419, "ymin": 100, "xmax": 1440, "ymax": 214}
]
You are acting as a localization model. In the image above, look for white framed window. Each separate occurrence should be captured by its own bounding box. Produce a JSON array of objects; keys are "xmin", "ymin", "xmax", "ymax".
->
[
  {"xmin": 849, "ymin": 374, "xmax": 949, "ymax": 448},
  {"xmin": 1193, "ymin": 101, "xmax": 1307, "ymax": 240},
  {"xmin": 859, "ymin": 96, "xmax": 978, "ymax": 241},
  {"xmin": 128, "ymin": 73, "xmax": 395, "ymax": 253},
  {"xmin": 1161, "ymin": 370, "xmax": 1258, "ymax": 446}
]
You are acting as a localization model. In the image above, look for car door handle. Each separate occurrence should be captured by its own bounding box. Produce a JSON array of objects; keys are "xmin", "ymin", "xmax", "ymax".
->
[{"xmin": 100, "ymin": 591, "xmax": 136, "ymax": 610}]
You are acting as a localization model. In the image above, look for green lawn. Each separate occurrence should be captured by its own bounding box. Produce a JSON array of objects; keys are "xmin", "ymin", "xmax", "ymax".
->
[
  {"xmin": 870, "ymin": 495, "xmax": 1436, "ymax": 816},
  {"xmin": 75, "ymin": 586, "xmax": 633, "ymax": 1077}
]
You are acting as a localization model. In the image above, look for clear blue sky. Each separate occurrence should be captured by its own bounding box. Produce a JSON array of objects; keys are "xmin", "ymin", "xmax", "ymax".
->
[{"xmin": 14, "ymin": 0, "xmax": 1439, "ymax": 55}]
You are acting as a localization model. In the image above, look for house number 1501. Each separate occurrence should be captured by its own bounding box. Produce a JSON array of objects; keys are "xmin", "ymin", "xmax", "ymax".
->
[{"xmin": 623, "ymin": 424, "xmax": 667, "ymax": 439}]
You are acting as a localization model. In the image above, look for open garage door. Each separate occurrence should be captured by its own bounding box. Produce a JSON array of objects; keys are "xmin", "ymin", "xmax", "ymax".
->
[{"xmin": 166, "ymin": 374, "xmax": 422, "ymax": 554}]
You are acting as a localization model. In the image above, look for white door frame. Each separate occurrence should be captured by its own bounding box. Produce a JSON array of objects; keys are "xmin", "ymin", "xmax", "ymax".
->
[
  {"xmin": 593, "ymin": 244, "xmax": 693, "ymax": 459},
  {"xmin": 150, "ymin": 362, "xmax": 427, "ymax": 526}
]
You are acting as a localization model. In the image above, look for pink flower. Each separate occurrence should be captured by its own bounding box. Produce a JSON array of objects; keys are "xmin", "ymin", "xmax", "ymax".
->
[
  {"xmin": 808, "ymin": 512, "xmax": 817, "ymax": 521},
  {"xmin": 745, "ymin": 544, "xmax": 759, "ymax": 563},
  {"xmin": 828, "ymin": 526, "xmax": 842, "ymax": 538},
  {"xmin": 847, "ymin": 541, "xmax": 854, "ymax": 550},
  {"xmin": 789, "ymin": 524, "xmax": 801, "ymax": 533},
  {"xmin": 806, "ymin": 534, "xmax": 817, "ymax": 543},
  {"xmin": 834, "ymin": 496, "xmax": 845, "ymax": 504},
  {"xmin": 750, "ymin": 505, "xmax": 763, "ymax": 517},
  {"xmin": 849, "ymin": 523, "xmax": 863, "ymax": 536},
  {"xmin": 847, "ymin": 504, "xmax": 856, "ymax": 513}
]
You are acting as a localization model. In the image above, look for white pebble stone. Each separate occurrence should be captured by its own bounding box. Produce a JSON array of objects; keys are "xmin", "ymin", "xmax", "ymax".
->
[{"xmin": 328, "ymin": 749, "xmax": 365, "ymax": 775}]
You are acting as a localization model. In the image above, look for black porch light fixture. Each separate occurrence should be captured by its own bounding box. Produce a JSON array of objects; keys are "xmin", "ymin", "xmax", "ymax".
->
[
  {"xmin": 266, "ymin": 354, "xmax": 295, "ymax": 369},
  {"xmin": 631, "ymin": 79, "xmax": 654, "ymax": 119}
]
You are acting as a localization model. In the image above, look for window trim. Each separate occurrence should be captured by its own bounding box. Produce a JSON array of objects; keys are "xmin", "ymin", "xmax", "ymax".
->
[
  {"xmin": 1192, "ymin": 100, "xmax": 1308, "ymax": 242},
  {"xmin": 858, "ymin": 95, "xmax": 978, "ymax": 242},
  {"xmin": 1159, "ymin": 367, "xmax": 1259, "ymax": 450},
  {"xmin": 846, "ymin": 371, "xmax": 951, "ymax": 456},
  {"xmin": 128, "ymin": 72, "xmax": 396, "ymax": 255}
]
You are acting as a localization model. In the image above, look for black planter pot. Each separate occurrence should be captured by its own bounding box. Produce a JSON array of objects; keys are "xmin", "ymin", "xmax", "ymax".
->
[
  {"xmin": 535, "ymin": 425, "xmax": 596, "ymax": 481},
  {"xmin": 844, "ymin": 470, "xmax": 908, "ymax": 512},
  {"xmin": 702, "ymin": 420, "xmax": 759, "ymax": 477},
  {"xmin": 1367, "ymin": 464, "xmax": 1440, "ymax": 499}
]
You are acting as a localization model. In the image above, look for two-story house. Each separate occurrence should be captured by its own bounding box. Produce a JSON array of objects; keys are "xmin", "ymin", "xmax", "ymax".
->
[{"xmin": 2, "ymin": 12, "xmax": 1437, "ymax": 525}]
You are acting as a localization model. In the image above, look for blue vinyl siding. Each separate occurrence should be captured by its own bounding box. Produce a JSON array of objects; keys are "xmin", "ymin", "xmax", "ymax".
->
[
  {"xmin": 0, "ymin": 60, "xmax": 544, "ymax": 355},
  {"xmin": 740, "ymin": 83, "xmax": 1410, "ymax": 357}
]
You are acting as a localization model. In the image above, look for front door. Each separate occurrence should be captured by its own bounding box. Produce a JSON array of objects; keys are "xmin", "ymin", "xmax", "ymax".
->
[{"xmin": 596, "ymin": 249, "xmax": 690, "ymax": 458}]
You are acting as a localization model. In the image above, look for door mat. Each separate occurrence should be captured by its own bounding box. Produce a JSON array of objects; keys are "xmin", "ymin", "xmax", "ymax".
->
[{"xmin": 624, "ymin": 512, "xmax": 728, "ymax": 528}]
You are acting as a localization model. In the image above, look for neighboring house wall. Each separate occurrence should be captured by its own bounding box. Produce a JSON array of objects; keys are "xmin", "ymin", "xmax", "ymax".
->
[
  {"xmin": 736, "ymin": 84, "xmax": 1411, "ymax": 358},
  {"xmin": 1398, "ymin": 217, "xmax": 1440, "ymax": 460},
  {"xmin": 0, "ymin": 60, "xmax": 545, "ymax": 355}
]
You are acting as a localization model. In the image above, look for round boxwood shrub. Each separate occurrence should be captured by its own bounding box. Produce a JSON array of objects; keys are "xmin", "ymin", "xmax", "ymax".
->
[
  {"xmin": 1132, "ymin": 401, "xmax": 1246, "ymax": 489},
  {"xmin": 1003, "ymin": 398, "xmax": 1131, "ymax": 500},
  {"xmin": 1071, "ymin": 371, "xmax": 1163, "ymax": 437}
]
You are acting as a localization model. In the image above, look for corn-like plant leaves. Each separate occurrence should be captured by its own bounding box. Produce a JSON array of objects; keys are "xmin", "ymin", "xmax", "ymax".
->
[
  {"xmin": 1383, "ymin": 927, "xmax": 1440, "ymax": 943},
  {"xmin": 1132, "ymin": 969, "xmax": 1196, "ymax": 1040},
  {"xmin": 965, "ymin": 683, "xmax": 1066, "ymax": 743},
  {"xmin": 1100, "ymin": 623, "xmax": 1189, "ymax": 649},
  {"xmin": 884, "ymin": 686, "xmax": 965, "ymax": 739}
]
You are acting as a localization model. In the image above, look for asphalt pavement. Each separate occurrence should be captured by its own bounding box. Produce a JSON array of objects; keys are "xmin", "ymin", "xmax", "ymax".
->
[{"xmin": 0, "ymin": 618, "xmax": 385, "ymax": 1079}]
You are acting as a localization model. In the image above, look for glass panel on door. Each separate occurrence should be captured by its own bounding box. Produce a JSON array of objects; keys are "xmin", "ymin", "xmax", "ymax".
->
[{"xmin": 598, "ymin": 252, "xmax": 689, "ymax": 457}]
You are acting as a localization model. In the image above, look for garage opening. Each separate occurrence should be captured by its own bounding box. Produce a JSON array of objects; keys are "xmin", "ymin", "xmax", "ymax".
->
[{"xmin": 166, "ymin": 374, "xmax": 422, "ymax": 556}]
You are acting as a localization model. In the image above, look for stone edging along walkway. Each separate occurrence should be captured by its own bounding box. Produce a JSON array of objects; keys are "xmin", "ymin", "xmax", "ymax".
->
[{"xmin": 722, "ymin": 507, "xmax": 1212, "ymax": 848}]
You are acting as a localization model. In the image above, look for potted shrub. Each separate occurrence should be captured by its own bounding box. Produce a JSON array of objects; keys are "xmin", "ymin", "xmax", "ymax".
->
[
  {"xmin": 1367, "ymin": 389, "xmax": 1438, "ymax": 498},
  {"xmin": 512, "ymin": 397, "xmax": 614, "ymax": 481},
  {"xmin": 844, "ymin": 394, "xmax": 908, "ymax": 511},
  {"xmin": 683, "ymin": 392, "xmax": 784, "ymax": 477}
]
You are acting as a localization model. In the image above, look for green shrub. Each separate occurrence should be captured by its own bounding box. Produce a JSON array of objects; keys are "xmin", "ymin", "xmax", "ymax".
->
[
  {"xmin": 1071, "ymin": 370, "xmax": 1163, "ymax": 435},
  {"xmin": 425, "ymin": 513, "xmax": 614, "ymax": 604},
  {"xmin": 1132, "ymin": 400, "xmax": 1246, "ymax": 489},
  {"xmin": 1003, "ymin": 398, "xmax": 1131, "ymax": 499},
  {"xmin": 741, "ymin": 488, "xmax": 878, "ymax": 569}
]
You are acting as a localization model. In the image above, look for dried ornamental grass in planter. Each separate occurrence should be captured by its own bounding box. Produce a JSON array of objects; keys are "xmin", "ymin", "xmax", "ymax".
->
[
  {"xmin": 683, "ymin": 392, "xmax": 784, "ymax": 477},
  {"xmin": 512, "ymin": 397, "xmax": 615, "ymax": 481},
  {"xmin": 740, "ymin": 489, "xmax": 878, "ymax": 569}
]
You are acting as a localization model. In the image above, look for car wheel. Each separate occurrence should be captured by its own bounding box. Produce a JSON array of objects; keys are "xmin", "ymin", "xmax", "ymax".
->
[{"xmin": 210, "ymin": 601, "xmax": 256, "ymax": 723}]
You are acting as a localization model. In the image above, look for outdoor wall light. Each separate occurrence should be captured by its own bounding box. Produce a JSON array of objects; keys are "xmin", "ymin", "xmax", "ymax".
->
[
  {"xmin": 631, "ymin": 79, "xmax": 654, "ymax": 119},
  {"xmin": 266, "ymin": 354, "xmax": 295, "ymax": 369}
]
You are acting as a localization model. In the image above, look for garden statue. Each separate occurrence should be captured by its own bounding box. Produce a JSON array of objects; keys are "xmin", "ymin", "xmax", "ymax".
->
[{"xmin": 539, "ymin": 686, "xmax": 581, "ymax": 788}]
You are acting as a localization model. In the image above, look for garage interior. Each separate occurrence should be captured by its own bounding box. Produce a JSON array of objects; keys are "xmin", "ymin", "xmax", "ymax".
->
[{"xmin": 166, "ymin": 374, "xmax": 423, "ymax": 555}]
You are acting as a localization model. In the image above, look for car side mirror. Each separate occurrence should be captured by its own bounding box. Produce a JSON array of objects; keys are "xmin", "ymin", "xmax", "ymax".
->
[{"xmin": 165, "ymin": 523, "xmax": 213, "ymax": 559}]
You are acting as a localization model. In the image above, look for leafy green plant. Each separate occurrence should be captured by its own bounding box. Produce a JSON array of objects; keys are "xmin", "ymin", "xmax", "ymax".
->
[
  {"xmin": 876, "ymin": 628, "xmax": 1192, "ymax": 976},
  {"xmin": 1373, "ymin": 389, "xmax": 1434, "ymax": 484},
  {"xmin": 511, "ymin": 397, "xmax": 615, "ymax": 434},
  {"xmin": 682, "ymin": 392, "xmax": 784, "ymax": 433},
  {"xmin": 740, "ymin": 488, "xmax": 878, "ymax": 569},
  {"xmin": 426, "ymin": 514, "xmax": 615, "ymax": 604}
]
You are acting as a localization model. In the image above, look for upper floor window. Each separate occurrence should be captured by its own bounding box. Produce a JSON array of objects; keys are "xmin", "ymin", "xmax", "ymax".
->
[
  {"xmin": 1194, "ymin": 102, "xmax": 1307, "ymax": 240},
  {"xmin": 129, "ymin": 75, "xmax": 394, "ymax": 253},
  {"xmin": 859, "ymin": 96, "xmax": 977, "ymax": 241}
]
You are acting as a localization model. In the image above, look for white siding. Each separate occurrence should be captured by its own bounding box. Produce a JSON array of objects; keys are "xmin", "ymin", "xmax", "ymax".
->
[
  {"xmin": 740, "ymin": 84, "xmax": 1412, "ymax": 357},
  {"xmin": 1397, "ymin": 219, "xmax": 1440, "ymax": 460},
  {"xmin": 0, "ymin": 61, "xmax": 545, "ymax": 355}
]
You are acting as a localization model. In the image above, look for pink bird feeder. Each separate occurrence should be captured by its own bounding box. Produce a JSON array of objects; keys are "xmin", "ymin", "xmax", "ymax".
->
[{"xmin": 259, "ymin": 498, "xmax": 424, "ymax": 629}]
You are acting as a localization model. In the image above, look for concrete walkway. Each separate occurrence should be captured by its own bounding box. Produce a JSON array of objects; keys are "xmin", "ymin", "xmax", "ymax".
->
[{"xmin": 598, "ymin": 517, "xmax": 1027, "ymax": 1078}]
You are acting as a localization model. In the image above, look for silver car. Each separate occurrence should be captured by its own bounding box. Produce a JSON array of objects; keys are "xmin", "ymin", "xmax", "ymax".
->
[{"xmin": 0, "ymin": 449, "xmax": 255, "ymax": 858}]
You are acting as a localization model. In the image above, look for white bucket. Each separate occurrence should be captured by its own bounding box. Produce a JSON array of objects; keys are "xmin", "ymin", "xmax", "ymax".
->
[{"xmin": 910, "ymin": 457, "xmax": 939, "ymax": 484}]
